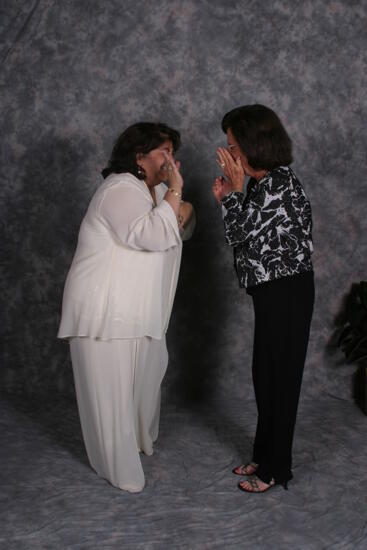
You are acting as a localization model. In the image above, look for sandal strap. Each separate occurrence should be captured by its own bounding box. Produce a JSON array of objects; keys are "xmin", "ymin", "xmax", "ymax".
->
[
  {"xmin": 240, "ymin": 476, "xmax": 275, "ymax": 493},
  {"xmin": 237, "ymin": 462, "xmax": 258, "ymax": 475}
]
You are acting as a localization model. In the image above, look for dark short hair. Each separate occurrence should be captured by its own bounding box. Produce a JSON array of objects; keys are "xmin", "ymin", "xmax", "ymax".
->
[
  {"xmin": 221, "ymin": 104, "xmax": 293, "ymax": 169},
  {"xmin": 102, "ymin": 122, "xmax": 181, "ymax": 179}
]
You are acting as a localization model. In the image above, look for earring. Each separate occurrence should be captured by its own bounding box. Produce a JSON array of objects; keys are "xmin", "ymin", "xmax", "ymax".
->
[{"xmin": 137, "ymin": 165, "xmax": 145, "ymax": 177}]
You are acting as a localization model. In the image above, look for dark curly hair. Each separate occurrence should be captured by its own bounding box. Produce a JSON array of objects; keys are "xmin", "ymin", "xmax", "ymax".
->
[
  {"xmin": 221, "ymin": 104, "xmax": 293, "ymax": 170},
  {"xmin": 102, "ymin": 122, "xmax": 181, "ymax": 179}
]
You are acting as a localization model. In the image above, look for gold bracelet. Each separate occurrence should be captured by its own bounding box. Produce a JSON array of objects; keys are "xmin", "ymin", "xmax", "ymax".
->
[{"xmin": 168, "ymin": 188, "xmax": 182, "ymax": 199}]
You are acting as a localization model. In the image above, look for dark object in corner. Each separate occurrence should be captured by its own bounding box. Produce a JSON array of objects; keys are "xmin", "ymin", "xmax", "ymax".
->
[{"xmin": 338, "ymin": 281, "xmax": 367, "ymax": 415}]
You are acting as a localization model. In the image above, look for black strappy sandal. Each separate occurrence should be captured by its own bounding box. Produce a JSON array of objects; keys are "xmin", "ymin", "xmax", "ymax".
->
[
  {"xmin": 238, "ymin": 475, "xmax": 288, "ymax": 493},
  {"xmin": 232, "ymin": 462, "xmax": 259, "ymax": 476}
]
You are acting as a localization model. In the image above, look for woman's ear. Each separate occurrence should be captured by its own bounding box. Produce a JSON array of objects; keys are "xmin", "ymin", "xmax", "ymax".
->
[{"xmin": 136, "ymin": 152, "xmax": 144, "ymax": 163}]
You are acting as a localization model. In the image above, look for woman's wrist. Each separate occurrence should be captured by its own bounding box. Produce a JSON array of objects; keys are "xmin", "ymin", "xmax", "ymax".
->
[
  {"xmin": 167, "ymin": 187, "xmax": 182, "ymax": 199},
  {"xmin": 231, "ymin": 182, "xmax": 244, "ymax": 193}
]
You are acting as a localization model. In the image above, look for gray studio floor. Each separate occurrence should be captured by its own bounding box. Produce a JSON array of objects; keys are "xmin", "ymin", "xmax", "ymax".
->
[{"xmin": 1, "ymin": 392, "xmax": 367, "ymax": 550}]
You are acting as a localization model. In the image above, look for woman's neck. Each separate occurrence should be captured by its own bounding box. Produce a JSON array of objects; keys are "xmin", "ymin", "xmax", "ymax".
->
[
  {"xmin": 254, "ymin": 169, "xmax": 268, "ymax": 182},
  {"xmin": 147, "ymin": 184, "xmax": 157, "ymax": 206}
]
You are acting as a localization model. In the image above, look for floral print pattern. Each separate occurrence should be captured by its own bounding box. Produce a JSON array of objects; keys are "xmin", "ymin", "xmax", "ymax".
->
[{"xmin": 221, "ymin": 166, "xmax": 313, "ymax": 289}]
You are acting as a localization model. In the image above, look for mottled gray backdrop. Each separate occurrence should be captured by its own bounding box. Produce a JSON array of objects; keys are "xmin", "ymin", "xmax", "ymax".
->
[{"xmin": 1, "ymin": 0, "xmax": 366, "ymax": 404}]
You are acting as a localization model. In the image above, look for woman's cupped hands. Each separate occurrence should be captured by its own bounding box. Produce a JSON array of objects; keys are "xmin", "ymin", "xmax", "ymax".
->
[{"xmin": 212, "ymin": 147, "xmax": 245, "ymax": 203}]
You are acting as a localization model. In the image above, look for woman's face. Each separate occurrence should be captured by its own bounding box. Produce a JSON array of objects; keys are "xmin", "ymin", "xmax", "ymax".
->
[
  {"xmin": 226, "ymin": 128, "xmax": 254, "ymax": 176},
  {"xmin": 137, "ymin": 140, "xmax": 174, "ymax": 187}
]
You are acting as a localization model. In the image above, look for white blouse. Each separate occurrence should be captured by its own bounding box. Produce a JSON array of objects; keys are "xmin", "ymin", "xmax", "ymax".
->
[{"xmin": 58, "ymin": 172, "xmax": 193, "ymax": 340}]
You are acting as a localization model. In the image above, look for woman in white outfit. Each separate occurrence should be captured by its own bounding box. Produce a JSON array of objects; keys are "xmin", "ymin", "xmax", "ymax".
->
[{"xmin": 58, "ymin": 122, "xmax": 195, "ymax": 492}]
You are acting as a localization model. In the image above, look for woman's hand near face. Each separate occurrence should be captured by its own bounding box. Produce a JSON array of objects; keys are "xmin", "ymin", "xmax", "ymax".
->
[
  {"xmin": 216, "ymin": 147, "xmax": 245, "ymax": 192},
  {"xmin": 162, "ymin": 151, "xmax": 183, "ymax": 191},
  {"xmin": 212, "ymin": 176, "xmax": 232, "ymax": 203},
  {"xmin": 162, "ymin": 151, "xmax": 183, "ymax": 217}
]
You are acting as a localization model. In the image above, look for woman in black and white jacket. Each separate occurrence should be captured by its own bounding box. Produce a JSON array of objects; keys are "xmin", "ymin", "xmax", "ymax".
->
[{"xmin": 213, "ymin": 104, "xmax": 314, "ymax": 493}]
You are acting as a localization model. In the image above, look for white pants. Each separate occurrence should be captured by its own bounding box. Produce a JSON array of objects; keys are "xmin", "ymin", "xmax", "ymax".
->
[{"xmin": 70, "ymin": 336, "xmax": 168, "ymax": 493}]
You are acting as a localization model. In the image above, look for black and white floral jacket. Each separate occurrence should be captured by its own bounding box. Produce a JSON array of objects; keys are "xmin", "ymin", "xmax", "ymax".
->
[{"xmin": 221, "ymin": 166, "xmax": 313, "ymax": 289}]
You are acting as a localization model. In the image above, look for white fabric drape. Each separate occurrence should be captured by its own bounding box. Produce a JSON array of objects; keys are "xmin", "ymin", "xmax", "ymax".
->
[
  {"xmin": 58, "ymin": 173, "xmax": 182, "ymax": 340},
  {"xmin": 58, "ymin": 172, "xmax": 195, "ymax": 492},
  {"xmin": 70, "ymin": 336, "xmax": 168, "ymax": 493}
]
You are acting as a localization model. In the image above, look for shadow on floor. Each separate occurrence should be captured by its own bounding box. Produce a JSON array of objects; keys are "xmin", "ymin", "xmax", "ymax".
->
[{"xmin": 0, "ymin": 390, "xmax": 88, "ymax": 466}]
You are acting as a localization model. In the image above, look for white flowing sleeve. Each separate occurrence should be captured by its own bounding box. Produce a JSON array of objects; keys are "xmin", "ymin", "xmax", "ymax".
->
[
  {"xmin": 157, "ymin": 183, "xmax": 195, "ymax": 241},
  {"xmin": 98, "ymin": 183, "xmax": 181, "ymax": 252}
]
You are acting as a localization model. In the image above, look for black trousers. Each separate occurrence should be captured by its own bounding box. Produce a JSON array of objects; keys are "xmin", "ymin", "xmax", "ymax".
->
[{"xmin": 249, "ymin": 271, "xmax": 314, "ymax": 484}]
